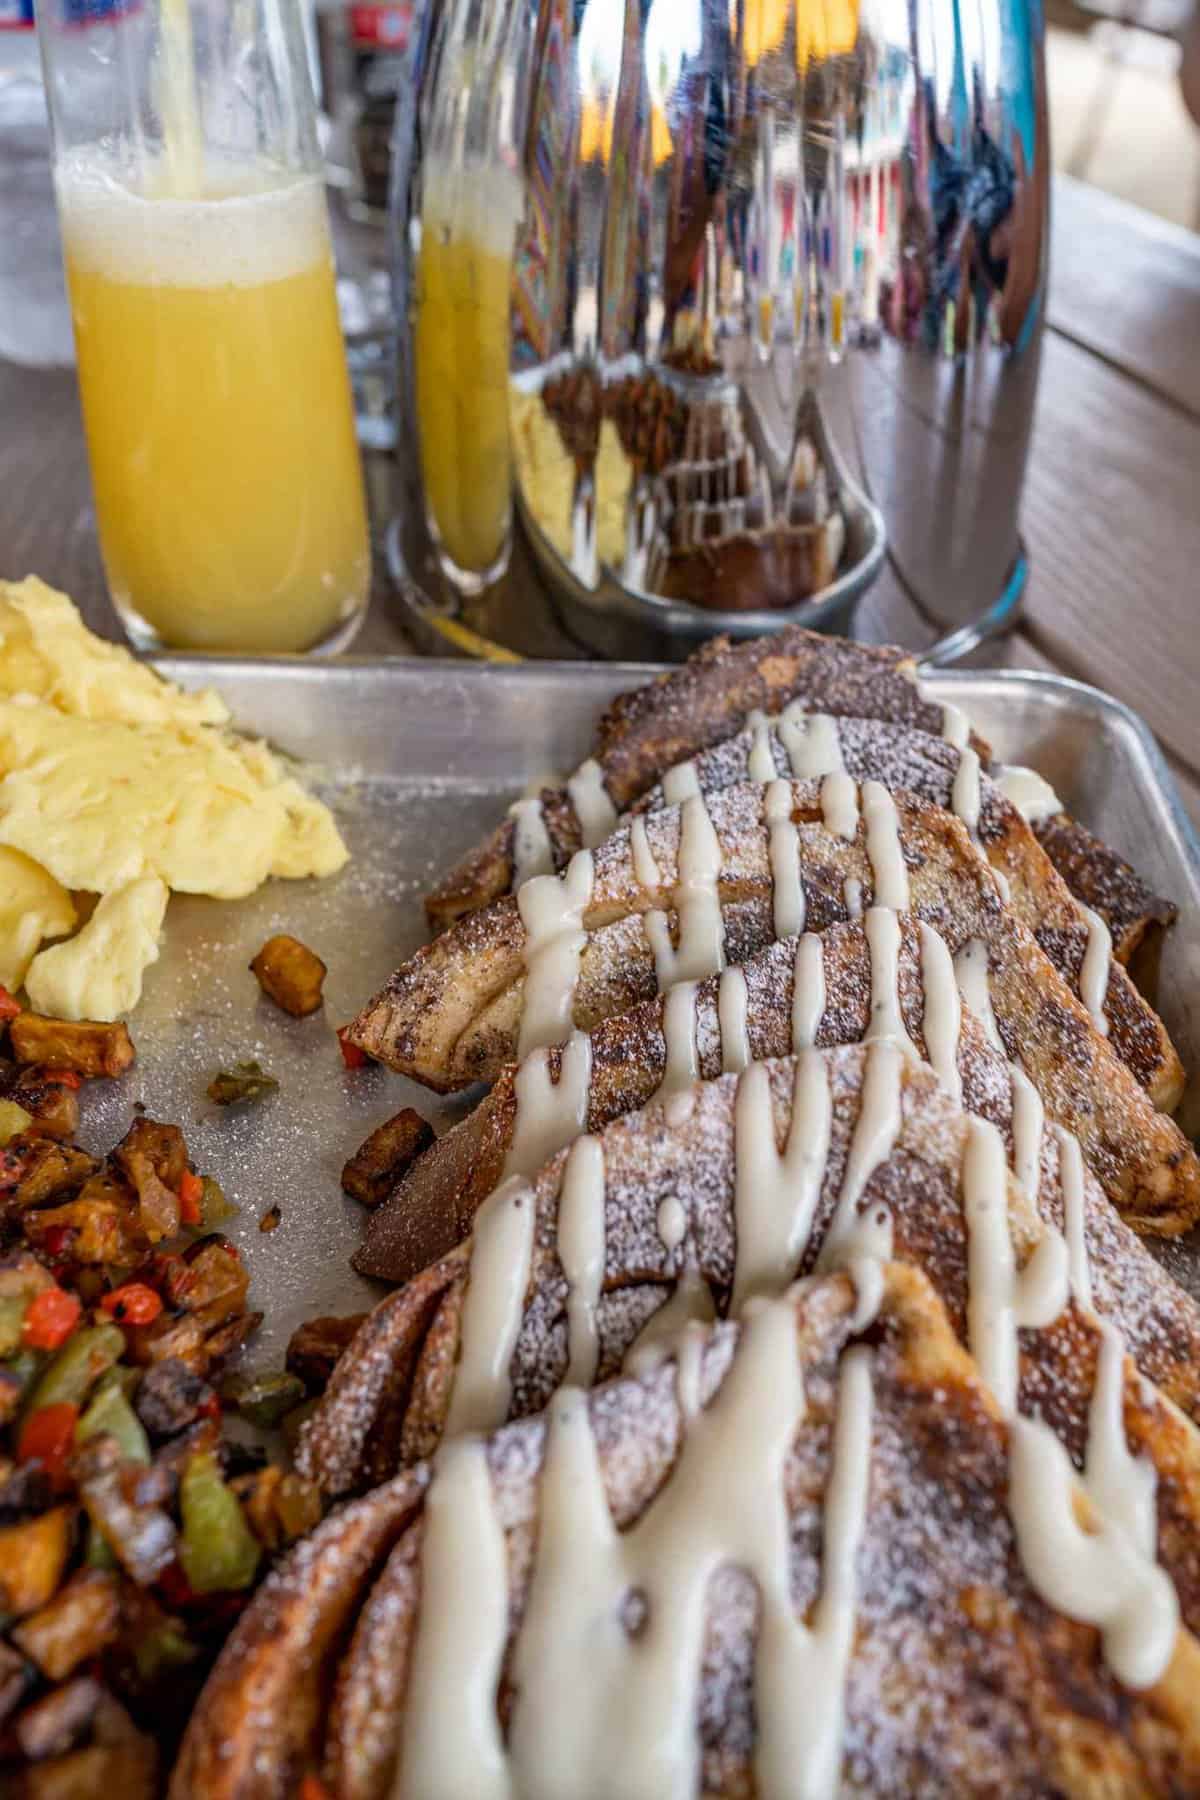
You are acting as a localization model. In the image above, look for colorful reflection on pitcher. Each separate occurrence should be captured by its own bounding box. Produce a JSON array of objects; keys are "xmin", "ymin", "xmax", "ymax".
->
[{"xmin": 403, "ymin": 0, "xmax": 1048, "ymax": 659}]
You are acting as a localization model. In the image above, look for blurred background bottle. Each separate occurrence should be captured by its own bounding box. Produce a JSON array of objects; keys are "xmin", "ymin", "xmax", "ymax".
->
[
  {"xmin": 315, "ymin": 0, "xmax": 421, "ymax": 450},
  {"xmin": 0, "ymin": 0, "xmax": 73, "ymax": 366}
]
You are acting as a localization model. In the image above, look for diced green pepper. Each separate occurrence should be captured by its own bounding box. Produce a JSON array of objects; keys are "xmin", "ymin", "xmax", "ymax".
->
[
  {"xmin": 25, "ymin": 1323, "xmax": 125, "ymax": 1414},
  {"xmin": 76, "ymin": 1377, "xmax": 150, "ymax": 1465},
  {"xmin": 219, "ymin": 1370, "xmax": 305, "ymax": 1430},
  {"xmin": 0, "ymin": 1295, "xmax": 27, "ymax": 1357},
  {"xmin": 206, "ymin": 1061, "xmax": 278, "ymax": 1107},
  {"xmin": 133, "ymin": 1618, "xmax": 197, "ymax": 1682},
  {"xmin": 200, "ymin": 1176, "xmax": 238, "ymax": 1226},
  {"xmin": 178, "ymin": 1451, "xmax": 261, "ymax": 1594},
  {"xmin": 5, "ymin": 1349, "xmax": 41, "ymax": 1397},
  {"xmin": 84, "ymin": 1521, "xmax": 118, "ymax": 1570}
]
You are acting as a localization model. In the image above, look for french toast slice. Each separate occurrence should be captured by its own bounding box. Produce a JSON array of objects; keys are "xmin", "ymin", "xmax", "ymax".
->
[
  {"xmin": 356, "ymin": 907, "xmax": 1200, "ymax": 1285},
  {"xmin": 423, "ymin": 629, "xmax": 1172, "ymax": 971},
  {"xmin": 298, "ymin": 1044, "xmax": 1200, "ymax": 1498},
  {"xmin": 1033, "ymin": 809, "xmax": 1178, "ymax": 964},
  {"xmin": 423, "ymin": 628, "xmax": 974, "ymax": 929},
  {"xmin": 350, "ymin": 778, "xmax": 1184, "ymax": 1111},
  {"xmin": 175, "ymin": 1265, "xmax": 1200, "ymax": 1799}
]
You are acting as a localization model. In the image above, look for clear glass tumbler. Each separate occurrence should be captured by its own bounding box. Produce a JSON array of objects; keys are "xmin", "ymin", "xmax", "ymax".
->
[{"xmin": 38, "ymin": 0, "xmax": 371, "ymax": 654}]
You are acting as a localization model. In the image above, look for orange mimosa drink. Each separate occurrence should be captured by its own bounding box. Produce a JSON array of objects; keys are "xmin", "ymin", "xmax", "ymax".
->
[
  {"xmin": 57, "ymin": 153, "xmax": 370, "ymax": 653},
  {"xmin": 415, "ymin": 164, "xmax": 522, "ymax": 584}
]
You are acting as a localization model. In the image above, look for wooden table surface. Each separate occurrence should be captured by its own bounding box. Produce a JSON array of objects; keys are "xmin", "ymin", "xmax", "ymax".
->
[{"xmin": 3, "ymin": 172, "xmax": 1199, "ymax": 812}]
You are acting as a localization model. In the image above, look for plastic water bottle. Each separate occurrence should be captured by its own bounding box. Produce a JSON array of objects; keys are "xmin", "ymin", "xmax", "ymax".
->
[{"xmin": 0, "ymin": 0, "xmax": 73, "ymax": 366}]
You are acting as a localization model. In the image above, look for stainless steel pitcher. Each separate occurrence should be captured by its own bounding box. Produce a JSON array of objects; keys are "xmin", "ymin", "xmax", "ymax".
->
[{"xmin": 392, "ymin": 0, "xmax": 1048, "ymax": 661}]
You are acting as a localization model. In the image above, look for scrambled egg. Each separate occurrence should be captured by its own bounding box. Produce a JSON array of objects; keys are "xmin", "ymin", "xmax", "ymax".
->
[
  {"xmin": 0, "ymin": 577, "xmax": 228, "ymax": 728},
  {"xmin": 0, "ymin": 849, "xmax": 76, "ymax": 991},
  {"xmin": 26, "ymin": 877, "xmax": 168, "ymax": 1021},
  {"xmin": 0, "ymin": 578, "xmax": 348, "ymax": 1019}
]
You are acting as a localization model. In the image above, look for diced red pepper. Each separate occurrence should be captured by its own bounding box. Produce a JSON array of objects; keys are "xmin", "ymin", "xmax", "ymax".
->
[
  {"xmin": 197, "ymin": 1392, "xmax": 222, "ymax": 1422},
  {"xmin": 100, "ymin": 1281, "xmax": 163, "ymax": 1327},
  {"xmin": 22, "ymin": 1286, "xmax": 81, "ymax": 1351},
  {"xmin": 40, "ymin": 1226, "xmax": 75, "ymax": 1260},
  {"xmin": 178, "ymin": 1168, "xmax": 204, "ymax": 1227},
  {"xmin": 299, "ymin": 1777, "xmax": 332, "ymax": 1800},
  {"xmin": 0, "ymin": 986, "xmax": 20, "ymax": 1023},
  {"xmin": 337, "ymin": 1027, "xmax": 368, "ymax": 1070},
  {"xmin": 17, "ymin": 1402, "xmax": 79, "ymax": 1485},
  {"xmin": 43, "ymin": 1068, "xmax": 82, "ymax": 1091},
  {"xmin": 155, "ymin": 1559, "xmax": 197, "ymax": 1610}
]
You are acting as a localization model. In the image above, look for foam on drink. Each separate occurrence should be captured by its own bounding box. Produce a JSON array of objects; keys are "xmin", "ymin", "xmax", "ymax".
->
[{"xmin": 56, "ymin": 149, "xmax": 331, "ymax": 289}]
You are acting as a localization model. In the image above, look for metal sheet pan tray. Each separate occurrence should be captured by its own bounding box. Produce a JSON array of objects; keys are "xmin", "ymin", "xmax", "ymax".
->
[{"xmin": 74, "ymin": 659, "xmax": 1200, "ymax": 1361}]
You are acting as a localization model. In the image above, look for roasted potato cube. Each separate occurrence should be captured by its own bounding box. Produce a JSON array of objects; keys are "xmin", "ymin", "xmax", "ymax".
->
[
  {"xmin": 9, "ymin": 1074, "xmax": 79, "ymax": 1141},
  {"xmin": 0, "ymin": 1507, "xmax": 74, "ymax": 1616},
  {"xmin": 72, "ymin": 1440, "xmax": 175, "ymax": 1587},
  {"xmin": 11, "ymin": 1571, "xmax": 121, "ymax": 1682},
  {"xmin": 17, "ymin": 1740, "xmax": 158, "ymax": 1800},
  {"xmin": 134, "ymin": 1357, "xmax": 211, "ymax": 1440},
  {"xmin": 0, "ymin": 1140, "xmax": 96, "ymax": 1210},
  {"xmin": 249, "ymin": 934, "xmax": 327, "ymax": 1017},
  {"xmin": 113, "ymin": 1150, "xmax": 178, "ymax": 1243},
  {"xmin": 0, "ymin": 1638, "xmax": 30, "ymax": 1725},
  {"xmin": 114, "ymin": 1118, "xmax": 188, "ymax": 1193},
  {"xmin": 285, "ymin": 1312, "xmax": 367, "ymax": 1392},
  {"xmin": 9, "ymin": 1015, "xmax": 135, "ymax": 1080},
  {"xmin": 24, "ymin": 1190, "xmax": 139, "ymax": 1267},
  {"xmin": 341, "ymin": 1108, "xmax": 435, "ymax": 1208},
  {"xmin": 13, "ymin": 1676, "xmax": 102, "ymax": 1762}
]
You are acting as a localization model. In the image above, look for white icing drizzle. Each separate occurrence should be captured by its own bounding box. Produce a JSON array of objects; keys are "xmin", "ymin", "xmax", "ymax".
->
[
  {"xmin": 445, "ymin": 1296, "xmax": 873, "ymax": 1800},
  {"xmin": 816, "ymin": 1039, "xmax": 903, "ymax": 1321},
  {"xmin": 655, "ymin": 980, "xmax": 700, "ymax": 1100},
  {"xmin": 952, "ymin": 937, "xmax": 1004, "ymax": 1054},
  {"xmin": 718, "ymin": 966, "xmax": 751, "ymax": 1073},
  {"xmin": 1008, "ymin": 1061, "xmax": 1044, "ymax": 1199},
  {"xmin": 503, "ymin": 1030, "xmax": 594, "ymax": 1180},
  {"xmin": 950, "ymin": 746, "xmax": 982, "ymax": 840},
  {"xmin": 396, "ymin": 1436, "xmax": 511, "ymax": 1799},
  {"xmin": 1008, "ymin": 1402, "xmax": 1178, "ymax": 1691},
  {"xmin": 557, "ymin": 1135, "xmax": 607, "ymax": 1387},
  {"xmin": 657, "ymin": 1195, "xmax": 687, "ymax": 1252},
  {"xmin": 843, "ymin": 877, "xmax": 863, "ymax": 921},
  {"xmin": 645, "ymin": 793, "xmax": 726, "ymax": 988},
  {"xmin": 664, "ymin": 1089, "xmax": 695, "ymax": 1129},
  {"xmin": 863, "ymin": 907, "xmax": 918, "ymax": 1058},
  {"xmin": 630, "ymin": 815, "xmax": 662, "ymax": 890},
  {"xmin": 861, "ymin": 780, "xmax": 910, "ymax": 910},
  {"xmin": 820, "ymin": 770, "xmax": 859, "ymax": 841},
  {"xmin": 518, "ymin": 850, "xmax": 594, "ymax": 1059},
  {"xmin": 746, "ymin": 709, "xmax": 779, "ymax": 782},
  {"xmin": 917, "ymin": 922, "xmax": 962, "ymax": 1103},
  {"xmin": 791, "ymin": 933, "xmax": 826, "ymax": 1051},
  {"xmin": 732, "ymin": 1054, "xmax": 831, "ymax": 1309},
  {"xmin": 509, "ymin": 796, "xmax": 555, "ymax": 887},
  {"xmin": 662, "ymin": 758, "xmax": 701, "ymax": 804},
  {"xmin": 1055, "ymin": 1124, "xmax": 1092, "ymax": 1306},
  {"xmin": 1086, "ymin": 1320, "xmax": 1159, "ymax": 1558},
  {"xmin": 778, "ymin": 706, "xmax": 844, "ymax": 780},
  {"xmin": 624, "ymin": 1266, "xmax": 715, "ymax": 1377},
  {"xmin": 993, "ymin": 763, "xmax": 1062, "ymax": 825},
  {"xmin": 1078, "ymin": 905, "xmax": 1112, "ymax": 1037},
  {"xmin": 445, "ymin": 1177, "xmax": 537, "ymax": 1436},
  {"xmin": 959, "ymin": 1118, "xmax": 1069, "ymax": 1418},
  {"xmin": 959, "ymin": 1119, "xmax": 1178, "ymax": 1691},
  {"xmin": 937, "ymin": 698, "xmax": 970, "ymax": 748},
  {"xmin": 566, "ymin": 758, "xmax": 619, "ymax": 849},
  {"xmin": 765, "ymin": 778, "xmax": 806, "ymax": 938}
]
